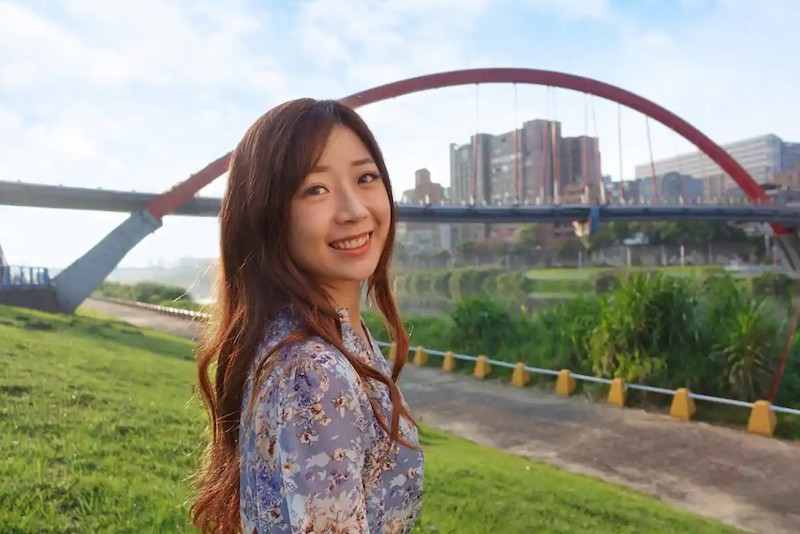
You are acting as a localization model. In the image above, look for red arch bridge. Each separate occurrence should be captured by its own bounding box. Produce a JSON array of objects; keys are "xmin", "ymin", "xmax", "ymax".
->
[{"xmin": 4, "ymin": 68, "xmax": 799, "ymax": 313}]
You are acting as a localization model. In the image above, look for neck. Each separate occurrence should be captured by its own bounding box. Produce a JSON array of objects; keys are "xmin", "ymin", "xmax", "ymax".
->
[{"xmin": 324, "ymin": 281, "xmax": 362, "ymax": 321}]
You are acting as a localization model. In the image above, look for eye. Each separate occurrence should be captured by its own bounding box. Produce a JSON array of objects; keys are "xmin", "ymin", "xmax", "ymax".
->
[
  {"xmin": 302, "ymin": 184, "xmax": 328, "ymax": 196},
  {"xmin": 358, "ymin": 172, "xmax": 382, "ymax": 184}
]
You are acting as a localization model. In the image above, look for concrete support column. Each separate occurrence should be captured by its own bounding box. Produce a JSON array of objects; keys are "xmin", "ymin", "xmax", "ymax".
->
[
  {"xmin": 54, "ymin": 210, "xmax": 162, "ymax": 313},
  {"xmin": 774, "ymin": 232, "xmax": 800, "ymax": 273}
]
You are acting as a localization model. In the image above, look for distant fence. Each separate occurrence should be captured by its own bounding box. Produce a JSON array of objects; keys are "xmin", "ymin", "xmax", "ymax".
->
[
  {"xmin": 0, "ymin": 266, "xmax": 51, "ymax": 289},
  {"xmin": 92, "ymin": 296, "xmax": 800, "ymax": 438}
]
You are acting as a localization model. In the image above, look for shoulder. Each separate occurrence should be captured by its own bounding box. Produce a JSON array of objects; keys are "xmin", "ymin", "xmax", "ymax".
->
[
  {"xmin": 252, "ymin": 330, "xmax": 362, "ymax": 399},
  {"xmin": 276, "ymin": 336, "xmax": 360, "ymax": 392}
]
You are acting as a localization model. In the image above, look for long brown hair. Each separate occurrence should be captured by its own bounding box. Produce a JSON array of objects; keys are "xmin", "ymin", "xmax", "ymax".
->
[{"xmin": 189, "ymin": 98, "xmax": 413, "ymax": 533}]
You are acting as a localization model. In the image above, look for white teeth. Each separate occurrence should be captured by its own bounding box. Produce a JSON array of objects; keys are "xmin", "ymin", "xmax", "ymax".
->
[{"xmin": 331, "ymin": 233, "xmax": 369, "ymax": 250}]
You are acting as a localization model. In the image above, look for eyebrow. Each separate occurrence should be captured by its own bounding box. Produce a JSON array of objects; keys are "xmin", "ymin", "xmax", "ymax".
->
[{"xmin": 311, "ymin": 157, "xmax": 375, "ymax": 173}]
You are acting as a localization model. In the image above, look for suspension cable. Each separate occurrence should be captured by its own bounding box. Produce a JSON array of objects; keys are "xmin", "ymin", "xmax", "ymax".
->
[
  {"xmin": 617, "ymin": 103, "xmax": 626, "ymax": 203},
  {"xmin": 673, "ymin": 135, "xmax": 688, "ymax": 203},
  {"xmin": 646, "ymin": 116, "xmax": 659, "ymax": 203},
  {"xmin": 541, "ymin": 86, "xmax": 551, "ymax": 202},
  {"xmin": 551, "ymin": 88, "xmax": 560, "ymax": 202},
  {"xmin": 472, "ymin": 84, "xmax": 479, "ymax": 204},
  {"xmin": 514, "ymin": 83, "xmax": 520, "ymax": 204},
  {"xmin": 583, "ymin": 93, "xmax": 590, "ymax": 191},
  {"xmin": 591, "ymin": 95, "xmax": 606, "ymax": 204}
]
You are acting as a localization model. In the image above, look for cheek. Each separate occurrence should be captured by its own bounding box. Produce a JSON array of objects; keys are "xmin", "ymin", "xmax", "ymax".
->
[
  {"xmin": 375, "ymin": 189, "xmax": 392, "ymax": 235},
  {"xmin": 287, "ymin": 206, "xmax": 321, "ymax": 264}
]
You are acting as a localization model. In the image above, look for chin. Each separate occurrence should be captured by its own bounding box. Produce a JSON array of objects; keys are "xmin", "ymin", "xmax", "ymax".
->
[{"xmin": 342, "ymin": 265, "xmax": 380, "ymax": 283}]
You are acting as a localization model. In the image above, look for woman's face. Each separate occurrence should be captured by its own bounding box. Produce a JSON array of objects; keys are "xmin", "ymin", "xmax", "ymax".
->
[{"xmin": 287, "ymin": 124, "xmax": 391, "ymax": 299}]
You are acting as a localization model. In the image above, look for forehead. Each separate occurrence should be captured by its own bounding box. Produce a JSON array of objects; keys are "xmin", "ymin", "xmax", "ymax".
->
[{"xmin": 316, "ymin": 124, "xmax": 372, "ymax": 165}]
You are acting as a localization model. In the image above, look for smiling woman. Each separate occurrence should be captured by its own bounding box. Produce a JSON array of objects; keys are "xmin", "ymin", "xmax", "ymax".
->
[
  {"xmin": 288, "ymin": 126, "xmax": 392, "ymax": 326},
  {"xmin": 190, "ymin": 99, "xmax": 423, "ymax": 534}
]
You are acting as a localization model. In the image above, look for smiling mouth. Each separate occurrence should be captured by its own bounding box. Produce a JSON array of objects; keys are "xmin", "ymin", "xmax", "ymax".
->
[{"xmin": 329, "ymin": 232, "xmax": 372, "ymax": 250}]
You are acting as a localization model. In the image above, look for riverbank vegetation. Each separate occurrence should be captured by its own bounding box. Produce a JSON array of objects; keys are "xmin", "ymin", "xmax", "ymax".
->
[
  {"xmin": 94, "ymin": 281, "xmax": 203, "ymax": 311},
  {"xmin": 394, "ymin": 265, "xmax": 796, "ymax": 304},
  {"xmin": 93, "ymin": 271, "xmax": 800, "ymax": 438},
  {"xmin": 367, "ymin": 270, "xmax": 800, "ymax": 439}
]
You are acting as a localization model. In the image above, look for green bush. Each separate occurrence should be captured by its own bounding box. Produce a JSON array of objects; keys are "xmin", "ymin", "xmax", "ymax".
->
[
  {"xmin": 751, "ymin": 271, "xmax": 798, "ymax": 300},
  {"xmin": 592, "ymin": 272, "xmax": 620, "ymax": 293},
  {"xmin": 449, "ymin": 296, "xmax": 515, "ymax": 358},
  {"xmin": 383, "ymin": 270, "xmax": 799, "ymax": 410},
  {"xmin": 95, "ymin": 281, "xmax": 198, "ymax": 308}
]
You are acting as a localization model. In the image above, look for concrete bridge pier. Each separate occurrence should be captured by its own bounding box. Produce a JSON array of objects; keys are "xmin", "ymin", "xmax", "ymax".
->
[
  {"xmin": 53, "ymin": 210, "xmax": 162, "ymax": 313},
  {"xmin": 774, "ymin": 232, "xmax": 800, "ymax": 272}
]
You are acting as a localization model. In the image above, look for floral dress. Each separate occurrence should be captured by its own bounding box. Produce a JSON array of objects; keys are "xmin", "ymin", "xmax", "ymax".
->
[{"xmin": 239, "ymin": 306, "xmax": 424, "ymax": 533}]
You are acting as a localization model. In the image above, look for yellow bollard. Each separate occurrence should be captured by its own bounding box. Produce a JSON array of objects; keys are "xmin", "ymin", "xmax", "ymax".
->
[
  {"xmin": 747, "ymin": 400, "xmax": 777, "ymax": 437},
  {"xmin": 442, "ymin": 351, "xmax": 456, "ymax": 372},
  {"xmin": 473, "ymin": 356, "xmax": 491, "ymax": 379},
  {"xmin": 511, "ymin": 362, "xmax": 530, "ymax": 388},
  {"xmin": 608, "ymin": 378, "xmax": 626, "ymax": 407},
  {"xmin": 555, "ymin": 369, "xmax": 576, "ymax": 397},
  {"xmin": 387, "ymin": 342, "xmax": 396, "ymax": 362},
  {"xmin": 413, "ymin": 346, "xmax": 428, "ymax": 366},
  {"xmin": 669, "ymin": 388, "xmax": 696, "ymax": 421}
]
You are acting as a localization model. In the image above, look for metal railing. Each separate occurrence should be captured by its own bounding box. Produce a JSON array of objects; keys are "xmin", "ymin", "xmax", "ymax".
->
[
  {"xmin": 92, "ymin": 296, "xmax": 800, "ymax": 419},
  {"xmin": 0, "ymin": 265, "xmax": 52, "ymax": 289}
]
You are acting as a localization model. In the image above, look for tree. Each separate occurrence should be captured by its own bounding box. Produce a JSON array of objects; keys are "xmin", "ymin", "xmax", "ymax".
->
[{"xmin": 513, "ymin": 224, "xmax": 540, "ymax": 249}]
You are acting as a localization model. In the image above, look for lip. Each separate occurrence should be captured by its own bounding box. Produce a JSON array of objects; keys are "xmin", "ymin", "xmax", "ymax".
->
[
  {"xmin": 328, "ymin": 231, "xmax": 373, "ymax": 256},
  {"xmin": 328, "ymin": 231, "xmax": 371, "ymax": 246}
]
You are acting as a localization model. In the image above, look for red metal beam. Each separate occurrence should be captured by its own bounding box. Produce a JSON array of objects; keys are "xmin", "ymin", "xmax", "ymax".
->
[
  {"xmin": 146, "ymin": 68, "xmax": 787, "ymax": 234},
  {"xmin": 145, "ymin": 152, "xmax": 231, "ymax": 220}
]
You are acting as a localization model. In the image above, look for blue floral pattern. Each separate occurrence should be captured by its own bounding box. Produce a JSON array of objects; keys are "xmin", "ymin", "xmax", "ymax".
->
[{"xmin": 239, "ymin": 306, "xmax": 424, "ymax": 533}]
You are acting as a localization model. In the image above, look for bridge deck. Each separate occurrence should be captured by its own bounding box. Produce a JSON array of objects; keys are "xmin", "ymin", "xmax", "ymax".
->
[{"xmin": 3, "ymin": 180, "xmax": 800, "ymax": 224}]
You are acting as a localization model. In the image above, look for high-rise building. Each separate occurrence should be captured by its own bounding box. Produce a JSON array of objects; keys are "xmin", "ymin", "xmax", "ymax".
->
[
  {"xmin": 488, "ymin": 130, "xmax": 520, "ymax": 204},
  {"xmin": 401, "ymin": 168, "xmax": 445, "ymax": 204},
  {"xmin": 449, "ymin": 133, "xmax": 493, "ymax": 204},
  {"xmin": 520, "ymin": 119, "xmax": 560, "ymax": 201},
  {"xmin": 634, "ymin": 172, "xmax": 704, "ymax": 203},
  {"xmin": 560, "ymin": 135, "xmax": 602, "ymax": 191},
  {"xmin": 448, "ymin": 119, "xmax": 603, "ymax": 246},
  {"xmin": 397, "ymin": 169, "xmax": 454, "ymax": 254},
  {"xmin": 781, "ymin": 143, "xmax": 800, "ymax": 174},
  {"xmin": 775, "ymin": 156, "xmax": 800, "ymax": 190},
  {"xmin": 634, "ymin": 134, "xmax": 800, "ymax": 199},
  {"xmin": 451, "ymin": 120, "xmax": 602, "ymax": 205}
]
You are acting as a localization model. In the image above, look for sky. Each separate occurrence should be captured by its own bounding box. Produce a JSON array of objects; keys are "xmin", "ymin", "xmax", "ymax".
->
[{"xmin": 1, "ymin": 0, "xmax": 799, "ymax": 268}]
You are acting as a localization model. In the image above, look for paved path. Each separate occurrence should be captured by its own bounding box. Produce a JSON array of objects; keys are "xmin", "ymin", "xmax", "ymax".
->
[{"xmin": 83, "ymin": 298, "xmax": 800, "ymax": 534}]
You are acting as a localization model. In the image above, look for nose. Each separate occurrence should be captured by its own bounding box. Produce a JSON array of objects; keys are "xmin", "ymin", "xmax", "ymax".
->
[{"xmin": 334, "ymin": 185, "xmax": 369, "ymax": 224}]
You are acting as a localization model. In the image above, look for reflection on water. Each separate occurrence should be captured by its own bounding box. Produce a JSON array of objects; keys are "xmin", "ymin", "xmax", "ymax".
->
[
  {"xmin": 394, "ymin": 291, "xmax": 574, "ymax": 317},
  {"xmin": 202, "ymin": 288, "xmax": 574, "ymax": 318}
]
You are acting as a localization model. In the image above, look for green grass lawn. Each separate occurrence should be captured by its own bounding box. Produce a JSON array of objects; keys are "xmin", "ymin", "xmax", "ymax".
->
[{"xmin": 0, "ymin": 304, "xmax": 741, "ymax": 533}]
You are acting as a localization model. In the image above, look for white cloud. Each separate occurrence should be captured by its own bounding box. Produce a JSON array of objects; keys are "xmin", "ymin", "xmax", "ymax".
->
[
  {"xmin": 0, "ymin": 0, "xmax": 288, "ymax": 92},
  {"xmin": 0, "ymin": 1, "xmax": 150, "ymax": 90},
  {"xmin": 525, "ymin": 0, "xmax": 611, "ymax": 20}
]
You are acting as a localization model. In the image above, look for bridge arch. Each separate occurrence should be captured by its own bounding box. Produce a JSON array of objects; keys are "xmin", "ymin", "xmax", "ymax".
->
[
  {"xmin": 52, "ymin": 68, "xmax": 799, "ymax": 312},
  {"xmin": 145, "ymin": 68, "xmax": 784, "ymax": 235}
]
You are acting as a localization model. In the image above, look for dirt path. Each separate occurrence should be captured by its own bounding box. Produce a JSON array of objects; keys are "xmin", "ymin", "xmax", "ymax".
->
[{"xmin": 82, "ymin": 298, "xmax": 800, "ymax": 534}]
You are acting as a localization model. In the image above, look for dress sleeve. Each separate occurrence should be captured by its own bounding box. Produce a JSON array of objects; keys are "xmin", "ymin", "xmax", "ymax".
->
[{"xmin": 273, "ymin": 353, "xmax": 370, "ymax": 533}]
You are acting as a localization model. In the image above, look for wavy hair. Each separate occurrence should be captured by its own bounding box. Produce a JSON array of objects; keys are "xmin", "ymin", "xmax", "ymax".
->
[{"xmin": 189, "ymin": 98, "xmax": 413, "ymax": 533}]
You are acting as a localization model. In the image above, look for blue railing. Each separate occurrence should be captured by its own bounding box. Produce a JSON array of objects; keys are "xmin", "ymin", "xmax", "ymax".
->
[{"xmin": 0, "ymin": 265, "xmax": 52, "ymax": 289}]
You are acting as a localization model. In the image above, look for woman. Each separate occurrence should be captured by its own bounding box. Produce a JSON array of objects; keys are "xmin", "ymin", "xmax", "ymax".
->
[{"xmin": 190, "ymin": 98, "xmax": 424, "ymax": 533}]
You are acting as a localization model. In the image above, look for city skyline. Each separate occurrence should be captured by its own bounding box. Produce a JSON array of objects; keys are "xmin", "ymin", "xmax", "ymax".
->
[{"xmin": 2, "ymin": 0, "xmax": 799, "ymax": 267}]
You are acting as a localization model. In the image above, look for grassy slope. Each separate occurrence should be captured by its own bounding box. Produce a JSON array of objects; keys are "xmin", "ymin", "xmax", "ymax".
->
[{"xmin": 0, "ymin": 305, "xmax": 740, "ymax": 533}]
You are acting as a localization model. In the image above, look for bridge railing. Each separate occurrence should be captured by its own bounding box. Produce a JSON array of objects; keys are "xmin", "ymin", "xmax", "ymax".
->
[
  {"xmin": 0, "ymin": 265, "xmax": 52, "ymax": 289},
  {"xmin": 91, "ymin": 297, "xmax": 800, "ymax": 437}
]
